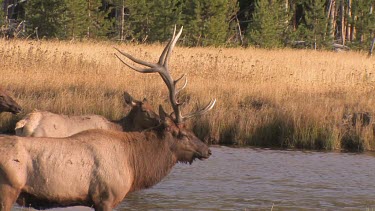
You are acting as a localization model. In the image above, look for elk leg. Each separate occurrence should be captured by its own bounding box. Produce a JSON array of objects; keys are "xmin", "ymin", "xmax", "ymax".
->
[
  {"xmin": 94, "ymin": 202, "xmax": 112, "ymax": 211},
  {"xmin": 93, "ymin": 193, "xmax": 113, "ymax": 211},
  {"xmin": 0, "ymin": 184, "xmax": 19, "ymax": 211}
]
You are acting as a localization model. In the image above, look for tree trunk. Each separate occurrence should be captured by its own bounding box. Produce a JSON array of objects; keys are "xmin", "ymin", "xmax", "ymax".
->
[
  {"xmin": 326, "ymin": 0, "xmax": 336, "ymax": 39},
  {"xmin": 369, "ymin": 37, "xmax": 375, "ymax": 57},
  {"xmin": 348, "ymin": 0, "xmax": 355, "ymax": 41},
  {"xmin": 87, "ymin": 0, "xmax": 91, "ymax": 38},
  {"xmin": 340, "ymin": 0, "xmax": 345, "ymax": 45},
  {"xmin": 292, "ymin": 2, "xmax": 296, "ymax": 30},
  {"xmin": 330, "ymin": 0, "xmax": 336, "ymax": 39},
  {"xmin": 120, "ymin": 0, "xmax": 125, "ymax": 41},
  {"xmin": 285, "ymin": 0, "xmax": 288, "ymax": 13},
  {"xmin": 236, "ymin": 16, "xmax": 243, "ymax": 45},
  {"xmin": 345, "ymin": 0, "xmax": 352, "ymax": 41}
]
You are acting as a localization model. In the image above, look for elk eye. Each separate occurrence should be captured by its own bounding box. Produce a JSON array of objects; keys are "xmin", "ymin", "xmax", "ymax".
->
[
  {"xmin": 178, "ymin": 131, "xmax": 188, "ymax": 139},
  {"xmin": 177, "ymin": 132, "xmax": 185, "ymax": 139},
  {"xmin": 143, "ymin": 112, "xmax": 151, "ymax": 118}
]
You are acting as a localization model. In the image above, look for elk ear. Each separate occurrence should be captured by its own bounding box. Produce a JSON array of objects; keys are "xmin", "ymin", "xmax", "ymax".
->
[
  {"xmin": 142, "ymin": 98, "xmax": 148, "ymax": 103},
  {"xmin": 159, "ymin": 105, "xmax": 168, "ymax": 121},
  {"xmin": 123, "ymin": 92, "xmax": 137, "ymax": 107},
  {"xmin": 159, "ymin": 105, "xmax": 174, "ymax": 128}
]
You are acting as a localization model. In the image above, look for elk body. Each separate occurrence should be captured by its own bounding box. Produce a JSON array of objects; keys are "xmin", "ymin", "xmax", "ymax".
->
[
  {"xmin": 0, "ymin": 26, "xmax": 215, "ymax": 211},
  {"xmin": 15, "ymin": 92, "xmax": 160, "ymax": 137},
  {"xmin": 0, "ymin": 87, "xmax": 22, "ymax": 114},
  {"xmin": 0, "ymin": 111, "xmax": 211, "ymax": 211}
]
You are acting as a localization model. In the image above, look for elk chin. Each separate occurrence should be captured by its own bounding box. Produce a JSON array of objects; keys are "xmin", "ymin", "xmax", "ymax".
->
[
  {"xmin": 176, "ymin": 151, "xmax": 198, "ymax": 165},
  {"xmin": 177, "ymin": 151, "xmax": 211, "ymax": 165}
]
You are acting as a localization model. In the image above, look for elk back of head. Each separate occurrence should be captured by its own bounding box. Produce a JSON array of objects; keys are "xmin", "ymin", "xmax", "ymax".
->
[
  {"xmin": 122, "ymin": 91, "xmax": 160, "ymax": 131},
  {"xmin": 0, "ymin": 87, "xmax": 22, "ymax": 114}
]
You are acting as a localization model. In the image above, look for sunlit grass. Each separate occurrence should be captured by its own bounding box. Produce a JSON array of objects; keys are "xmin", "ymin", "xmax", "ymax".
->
[{"xmin": 1, "ymin": 39, "xmax": 375, "ymax": 151}]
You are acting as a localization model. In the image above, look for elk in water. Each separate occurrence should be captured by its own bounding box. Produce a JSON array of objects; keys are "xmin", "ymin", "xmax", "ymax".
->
[
  {"xmin": 0, "ymin": 26, "xmax": 215, "ymax": 211},
  {"xmin": 14, "ymin": 92, "xmax": 160, "ymax": 137},
  {"xmin": 0, "ymin": 87, "xmax": 22, "ymax": 114}
]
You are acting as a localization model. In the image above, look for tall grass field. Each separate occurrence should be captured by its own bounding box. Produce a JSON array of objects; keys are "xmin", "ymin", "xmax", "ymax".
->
[{"xmin": 1, "ymin": 39, "xmax": 375, "ymax": 151}]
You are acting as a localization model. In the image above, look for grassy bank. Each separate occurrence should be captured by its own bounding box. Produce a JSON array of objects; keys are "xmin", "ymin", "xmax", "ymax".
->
[{"xmin": 1, "ymin": 39, "xmax": 375, "ymax": 151}]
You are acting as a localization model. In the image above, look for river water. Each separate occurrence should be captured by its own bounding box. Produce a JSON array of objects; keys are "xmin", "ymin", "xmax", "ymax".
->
[{"xmin": 14, "ymin": 146, "xmax": 375, "ymax": 210}]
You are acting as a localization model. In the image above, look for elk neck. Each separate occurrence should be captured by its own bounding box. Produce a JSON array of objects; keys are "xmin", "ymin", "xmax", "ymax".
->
[{"xmin": 122, "ymin": 131, "xmax": 177, "ymax": 192}]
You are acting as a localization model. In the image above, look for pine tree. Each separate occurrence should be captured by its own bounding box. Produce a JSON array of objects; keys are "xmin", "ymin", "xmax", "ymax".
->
[
  {"xmin": 148, "ymin": 0, "xmax": 183, "ymax": 42},
  {"xmin": 304, "ymin": 0, "xmax": 331, "ymax": 49},
  {"xmin": 25, "ymin": 0, "xmax": 67, "ymax": 38},
  {"xmin": 86, "ymin": 0, "xmax": 113, "ymax": 39},
  {"xmin": 248, "ymin": 0, "xmax": 287, "ymax": 48},
  {"xmin": 181, "ymin": 0, "xmax": 202, "ymax": 46},
  {"xmin": 111, "ymin": 0, "xmax": 129, "ymax": 41},
  {"xmin": 64, "ymin": 0, "xmax": 113, "ymax": 39},
  {"xmin": 204, "ymin": 0, "xmax": 238, "ymax": 46},
  {"xmin": 64, "ymin": 0, "xmax": 88, "ymax": 39},
  {"xmin": 288, "ymin": 0, "xmax": 330, "ymax": 49},
  {"xmin": 349, "ymin": 0, "xmax": 375, "ymax": 48},
  {"xmin": 182, "ymin": 0, "xmax": 237, "ymax": 46},
  {"xmin": 125, "ymin": 0, "xmax": 153, "ymax": 42},
  {"xmin": 0, "ymin": 0, "xmax": 4, "ymax": 27},
  {"xmin": 113, "ymin": 0, "xmax": 183, "ymax": 43}
]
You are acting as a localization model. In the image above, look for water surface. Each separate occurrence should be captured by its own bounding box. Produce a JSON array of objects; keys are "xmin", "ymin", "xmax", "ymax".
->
[{"xmin": 14, "ymin": 147, "xmax": 375, "ymax": 210}]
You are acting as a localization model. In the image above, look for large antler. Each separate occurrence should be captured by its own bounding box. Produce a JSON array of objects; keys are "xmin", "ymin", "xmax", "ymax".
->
[{"xmin": 115, "ymin": 26, "xmax": 216, "ymax": 124}]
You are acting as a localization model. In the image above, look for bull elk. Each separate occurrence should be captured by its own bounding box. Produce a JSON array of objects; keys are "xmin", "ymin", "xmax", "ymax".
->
[
  {"xmin": 0, "ymin": 87, "xmax": 22, "ymax": 114},
  {"xmin": 14, "ymin": 92, "xmax": 160, "ymax": 137},
  {"xmin": 0, "ymin": 26, "xmax": 215, "ymax": 211}
]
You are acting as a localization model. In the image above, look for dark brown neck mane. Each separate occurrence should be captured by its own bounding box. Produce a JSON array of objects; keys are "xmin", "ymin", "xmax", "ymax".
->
[
  {"xmin": 114, "ymin": 109, "xmax": 141, "ymax": 131},
  {"xmin": 122, "ymin": 131, "xmax": 177, "ymax": 192}
]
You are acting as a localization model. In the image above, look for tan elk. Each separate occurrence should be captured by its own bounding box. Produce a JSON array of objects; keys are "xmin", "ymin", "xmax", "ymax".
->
[
  {"xmin": 14, "ymin": 92, "xmax": 160, "ymax": 137},
  {"xmin": 0, "ymin": 26, "xmax": 215, "ymax": 211},
  {"xmin": 0, "ymin": 87, "xmax": 22, "ymax": 114}
]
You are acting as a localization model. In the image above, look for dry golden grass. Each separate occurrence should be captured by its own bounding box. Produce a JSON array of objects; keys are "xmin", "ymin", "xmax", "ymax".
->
[{"xmin": 1, "ymin": 39, "xmax": 375, "ymax": 151}]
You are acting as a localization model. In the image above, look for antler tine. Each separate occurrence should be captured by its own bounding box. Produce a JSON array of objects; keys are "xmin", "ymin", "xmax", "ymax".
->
[
  {"xmin": 114, "ymin": 47, "xmax": 157, "ymax": 68},
  {"xmin": 163, "ymin": 26, "xmax": 183, "ymax": 67},
  {"xmin": 182, "ymin": 99, "xmax": 217, "ymax": 121},
  {"xmin": 114, "ymin": 54, "xmax": 155, "ymax": 73},
  {"xmin": 158, "ymin": 25, "xmax": 177, "ymax": 65},
  {"xmin": 175, "ymin": 74, "xmax": 187, "ymax": 95}
]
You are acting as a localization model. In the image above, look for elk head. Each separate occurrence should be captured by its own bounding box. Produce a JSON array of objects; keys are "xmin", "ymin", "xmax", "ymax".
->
[
  {"xmin": 115, "ymin": 26, "xmax": 215, "ymax": 163},
  {"xmin": 123, "ymin": 91, "xmax": 160, "ymax": 130},
  {"xmin": 0, "ymin": 87, "xmax": 22, "ymax": 114},
  {"xmin": 158, "ymin": 105, "xmax": 211, "ymax": 164}
]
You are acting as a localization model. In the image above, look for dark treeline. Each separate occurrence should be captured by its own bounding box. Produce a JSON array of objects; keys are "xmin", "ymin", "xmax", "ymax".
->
[{"xmin": 1, "ymin": 0, "xmax": 375, "ymax": 50}]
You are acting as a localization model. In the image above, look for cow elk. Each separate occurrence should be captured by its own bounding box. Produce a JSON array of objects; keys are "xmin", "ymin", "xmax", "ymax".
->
[
  {"xmin": 0, "ymin": 26, "xmax": 215, "ymax": 211},
  {"xmin": 15, "ymin": 92, "xmax": 160, "ymax": 137},
  {"xmin": 0, "ymin": 87, "xmax": 22, "ymax": 114}
]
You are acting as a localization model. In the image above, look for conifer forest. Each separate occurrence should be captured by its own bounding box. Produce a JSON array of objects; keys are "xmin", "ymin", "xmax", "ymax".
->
[{"xmin": 1, "ymin": 1, "xmax": 375, "ymax": 49}]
